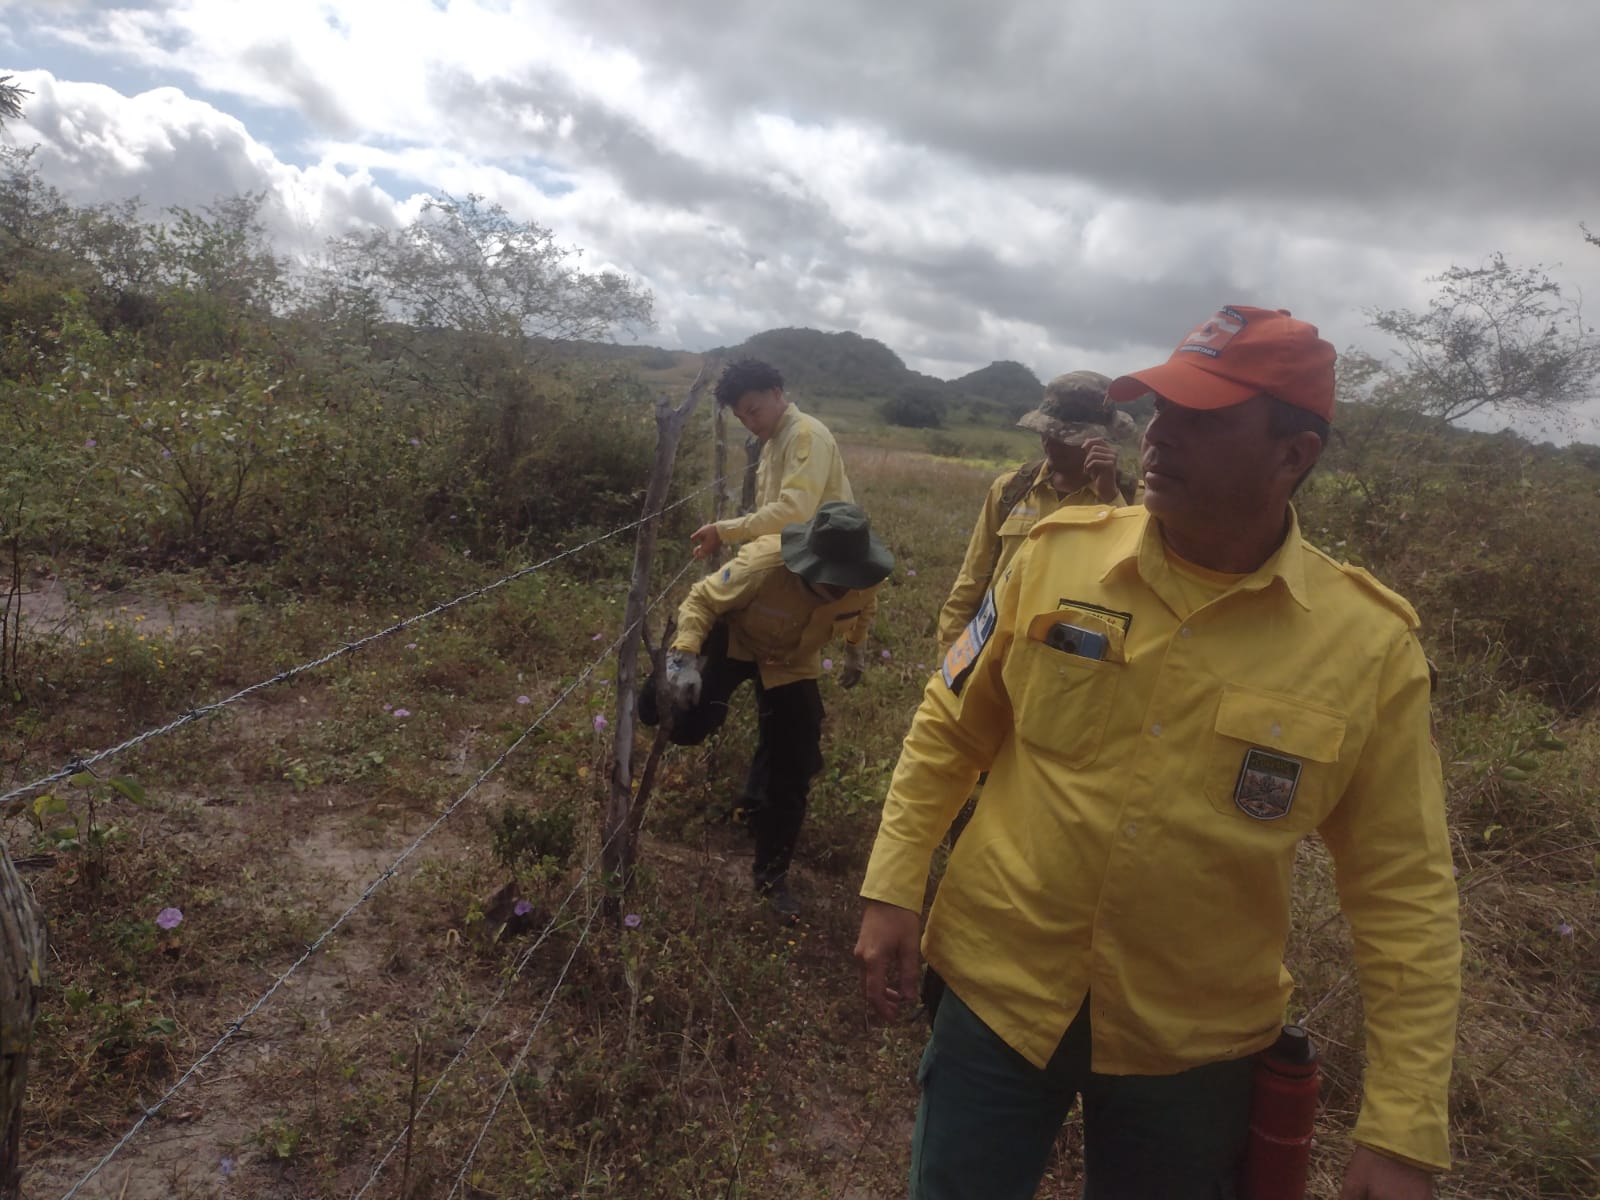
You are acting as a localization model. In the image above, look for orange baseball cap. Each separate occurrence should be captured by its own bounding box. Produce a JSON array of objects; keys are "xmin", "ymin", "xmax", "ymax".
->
[{"xmin": 1107, "ymin": 305, "xmax": 1337, "ymax": 421}]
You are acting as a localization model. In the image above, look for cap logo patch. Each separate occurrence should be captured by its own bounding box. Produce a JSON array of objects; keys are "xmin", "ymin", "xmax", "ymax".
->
[
  {"xmin": 1233, "ymin": 748, "xmax": 1300, "ymax": 820},
  {"xmin": 1177, "ymin": 307, "xmax": 1248, "ymax": 359}
]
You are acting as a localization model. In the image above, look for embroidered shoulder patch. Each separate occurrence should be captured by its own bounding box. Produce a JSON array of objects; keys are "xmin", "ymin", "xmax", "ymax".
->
[
  {"xmin": 1233, "ymin": 749, "xmax": 1301, "ymax": 820},
  {"xmin": 942, "ymin": 588, "xmax": 997, "ymax": 695}
]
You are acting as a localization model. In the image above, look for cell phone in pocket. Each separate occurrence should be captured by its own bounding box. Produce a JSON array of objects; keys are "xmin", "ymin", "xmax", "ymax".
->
[{"xmin": 1042, "ymin": 621, "xmax": 1109, "ymax": 661}]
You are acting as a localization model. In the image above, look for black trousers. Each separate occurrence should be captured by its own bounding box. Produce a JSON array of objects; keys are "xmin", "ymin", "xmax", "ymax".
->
[{"xmin": 640, "ymin": 627, "xmax": 824, "ymax": 883}]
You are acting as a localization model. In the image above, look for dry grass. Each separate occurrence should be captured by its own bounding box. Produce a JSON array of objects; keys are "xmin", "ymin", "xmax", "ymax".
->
[{"xmin": 6, "ymin": 440, "xmax": 1597, "ymax": 1199}]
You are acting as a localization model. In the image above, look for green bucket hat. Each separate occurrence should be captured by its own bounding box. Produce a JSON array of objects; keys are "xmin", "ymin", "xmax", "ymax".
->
[
  {"xmin": 780, "ymin": 502, "xmax": 895, "ymax": 590},
  {"xmin": 1016, "ymin": 370, "xmax": 1128, "ymax": 444}
]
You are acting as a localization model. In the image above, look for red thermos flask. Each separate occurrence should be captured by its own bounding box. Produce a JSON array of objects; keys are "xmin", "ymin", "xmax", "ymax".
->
[{"xmin": 1240, "ymin": 1024, "xmax": 1320, "ymax": 1200}]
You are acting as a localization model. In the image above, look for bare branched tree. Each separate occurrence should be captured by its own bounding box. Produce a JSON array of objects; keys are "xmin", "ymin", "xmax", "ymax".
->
[
  {"xmin": 1366, "ymin": 254, "xmax": 1600, "ymax": 427},
  {"xmin": 0, "ymin": 75, "xmax": 27, "ymax": 126},
  {"xmin": 326, "ymin": 193, "xmax": 652, "ymax": 349}
]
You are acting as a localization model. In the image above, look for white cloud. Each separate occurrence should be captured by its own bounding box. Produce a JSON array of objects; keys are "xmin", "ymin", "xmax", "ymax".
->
[{"xmin": 2, "ymin": 0, "xmax": 1598, "ymax": 439}]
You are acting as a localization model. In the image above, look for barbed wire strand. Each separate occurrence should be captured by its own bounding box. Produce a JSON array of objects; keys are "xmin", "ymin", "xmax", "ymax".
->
[
  {"xmin": 349, "ymin": 565, "xmax": 694, "ymax": 1199},
  {"xmin": 59, "ymin": 554, "xmax": 702, "ymax": 1200},
  {"xmin": 3, "ymin": 480, "xmax": 719, "ymax": 811},
  {"xmin": 348, "ymin": 827, "xmax": 621, "ymax": 1200},
  {"xmin": 446, "ymin": 890, "xmax": 609, "ymax": 1200}
]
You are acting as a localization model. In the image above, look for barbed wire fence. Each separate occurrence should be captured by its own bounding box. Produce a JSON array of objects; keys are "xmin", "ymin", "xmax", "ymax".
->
[
  {"xmin": 1, "ymin": 482, "xmax": 719, "ymax": 814},
  {"xmin": 0, "ymin": 438, "xmax": 715, "ymax": 1197}
]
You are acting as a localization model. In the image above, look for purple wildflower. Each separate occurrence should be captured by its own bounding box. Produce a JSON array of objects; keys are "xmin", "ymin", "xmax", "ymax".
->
[
  {"xmin": 219, "ymin": 1155, "xmax": 235, "ymax": 1177},
  {"xmin": 517, "ymin": 695, "xmax": 531, "ymax": 705},
  {"xmin": 623, "ymin": 913, "xmax": 642, "ymax": 929},
  {"xmin": 881, "ymin": 649, "xmax": 892, "ymax": 660},
  {"xmin": 405, "ymin": 642, "xmax": 417, "ymax": 650},
  {"xmin": 85, "ymin": 438, "xmax": 97, "ymax": 449},
  {"xmin": 591, "ymin": 632, "xmax": 603, "ymax": 641},
  {"xmin": 1557, "ymin": 922, "xmax": 1574, "ymax": 938},
  {"xmin": 156, "ymin": 907, "xmax": 183, "ymax": 930},
  {"xmin": 513, "ymin": 899, "xmax": 533, "ymax": 917},
  {"xmin": 906, "ymin": 569, "xmax": 918, "ymax": 577},
  {"xmin": 392, "ymin": 707, "xmax": 411, "ymax": 718},
  {"xmin": 822, "ymin": 658, "xmax": 833, "ymax": 671},
  {"xmin": 593, "ymin": 713, "xmax": 608, "ymax": 732}
]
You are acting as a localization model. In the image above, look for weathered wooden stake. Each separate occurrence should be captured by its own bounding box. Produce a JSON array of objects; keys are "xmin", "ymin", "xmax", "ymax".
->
[
  {"xmin": 739, "ymin": 435, "xmax": 760, "ymax": 515},
  {"xmin": 0, "ymin": 845, "xmax": 45, "ymax": 1200},
  {"xmin": 400, "ymin": 1028, "xmax": 421, "ymax": 1199},
  {"xmin": 712, "ymin": 402, "xmax": 729, "ymax": 527},
  {"xmin": 603, "ymin": 365, "xmax": 711, "ymax": 895}
]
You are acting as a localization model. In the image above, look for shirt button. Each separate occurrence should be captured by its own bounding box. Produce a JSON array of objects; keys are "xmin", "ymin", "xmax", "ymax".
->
[
  {"xmin": 1151, "ymin": 723, "xmax": 1163, "ymax": 737},
  {"xmin": 1123, "ymin": 822, "xmax": 1138, "ymax": 839},
  {"xmin": 1179, "ymin": 626, "xmax": 1193, "ymax": 638},
  {"xmin": 1270, "ymin": 723, "xmax": 1283, "ymax": 738}
]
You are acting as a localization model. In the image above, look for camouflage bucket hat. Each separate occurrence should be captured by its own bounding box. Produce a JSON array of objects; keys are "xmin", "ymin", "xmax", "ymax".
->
[{"xmin": 1016, "ymin": 370, "xmax": 1124, "ymax": 444}]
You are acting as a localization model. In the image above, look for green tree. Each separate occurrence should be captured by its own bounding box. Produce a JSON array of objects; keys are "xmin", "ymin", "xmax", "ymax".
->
[
  {"xmin": 324, "ymin": 193, "xmax": 651, "ymax": 356},
  {"xmin": 881, "ymin": 383, "xmax": 948, "ymax": 429}
]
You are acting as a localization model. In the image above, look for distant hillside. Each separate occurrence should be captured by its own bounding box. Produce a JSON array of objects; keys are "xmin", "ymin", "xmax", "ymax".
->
[
  {"xmin": 711, "ymin": 327, "xmax": 950, "ymax": 402},
  {"xmin": 950, "ymin": 360, "xmax": 1042, "ymax": 419},
  {"xmin": 555, "ymin": 326, "xmax": 1171, "ymax": 431}
]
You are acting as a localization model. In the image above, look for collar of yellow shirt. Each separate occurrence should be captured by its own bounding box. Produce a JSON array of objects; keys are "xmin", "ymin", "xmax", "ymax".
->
[{"xmin": 1028, "ymin": 503, "xmax": 1315, "ymax": 614}]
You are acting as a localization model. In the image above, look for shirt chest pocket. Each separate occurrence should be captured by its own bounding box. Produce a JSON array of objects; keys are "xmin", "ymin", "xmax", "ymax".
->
[
  {"xmin": 1205, "ymin": 688, "xmax": 1346, "ymax": 830},
  {"xmin": 1010, "ymin": 637, "xmax": 1121, "ymax": 768}
]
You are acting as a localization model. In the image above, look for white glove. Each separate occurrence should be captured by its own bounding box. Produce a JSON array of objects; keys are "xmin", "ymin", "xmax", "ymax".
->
[
  {"xmin": 839, "ymin": 642, "xmax": 867, "ymax": 689},
  {"xmin": 665, "ymin": 649, "xmax": 705, "ymax": 708}
]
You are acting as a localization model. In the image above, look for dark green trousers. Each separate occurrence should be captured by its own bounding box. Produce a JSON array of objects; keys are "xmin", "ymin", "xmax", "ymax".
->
[{"xmin": 911, "ymin": 988, "xmax": 1253, "ymax": 1200}]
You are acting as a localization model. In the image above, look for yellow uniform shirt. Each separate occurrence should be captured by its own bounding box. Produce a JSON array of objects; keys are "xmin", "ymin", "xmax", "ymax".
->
[
  {"xmin": 863, "ymin": 505, "xmax": 1460, "ymax": 1170},
  {"xmin": 672, "ymin": 536, "xmax": 879, "ymax": 689},
  {"xmin": 936, "ymin": 467, "xmax": 1110, "ymax": 654},
  {"xmin": 714, "ymin": 403, "xmax": 852, "ymax": 547}
]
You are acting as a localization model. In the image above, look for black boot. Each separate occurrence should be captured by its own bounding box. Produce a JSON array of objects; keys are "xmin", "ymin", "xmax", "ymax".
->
[{"xmin": 755, "ymin": 872, "xmax": 800, "ymax": 920}]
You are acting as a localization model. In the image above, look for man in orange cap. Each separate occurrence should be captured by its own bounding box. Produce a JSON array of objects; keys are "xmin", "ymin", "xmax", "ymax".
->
[{"xmin": 855, "ymin": 307, "xmax": 1460, "ymax": 1199}]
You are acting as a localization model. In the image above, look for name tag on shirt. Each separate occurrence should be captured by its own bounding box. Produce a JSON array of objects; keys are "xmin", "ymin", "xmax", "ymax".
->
[{"xmin": 942, "ymin": 588, "xmax": 997, "ymax": 694}]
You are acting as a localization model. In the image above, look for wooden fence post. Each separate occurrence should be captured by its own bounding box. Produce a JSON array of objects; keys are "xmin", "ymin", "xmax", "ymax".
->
[
  {"xmin": 739, "ymin": 435, "xmax": 760, "ymax": 515},
  {"xmin": 0, "ymin": 844, "xmax": 45, "ymax": 1200},
  {"xmin": 603, "ymin": 365, "xmax": 710, "ymax": 895},
  {"xmin": 712, "ymin": 402, "xmax": 728, "ymax": 527}
]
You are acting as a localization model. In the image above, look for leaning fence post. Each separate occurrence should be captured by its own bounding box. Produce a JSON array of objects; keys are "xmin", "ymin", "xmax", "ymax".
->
[
  {"xmin": 0, "ymin": 844, "xmax": 44, "ymax": 1200},
  {"xmin": 603, "ymin": 364, "xmax": 711, "ymax": 896}
]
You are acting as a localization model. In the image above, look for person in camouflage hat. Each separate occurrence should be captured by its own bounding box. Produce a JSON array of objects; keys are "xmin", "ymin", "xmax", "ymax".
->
[
  {"xmin": 1015, "ymin": 369, "xmax": 1138, "ymax": 457},
  {"xmin": 937, "ymin": 371, "xmax": 1137, "ymax": 656}
]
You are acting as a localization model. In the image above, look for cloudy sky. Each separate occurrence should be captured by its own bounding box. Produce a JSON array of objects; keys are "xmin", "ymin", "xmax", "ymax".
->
[{"xmin": 3, "ymin": 0, "xmax": 1599, "ymax": 432}]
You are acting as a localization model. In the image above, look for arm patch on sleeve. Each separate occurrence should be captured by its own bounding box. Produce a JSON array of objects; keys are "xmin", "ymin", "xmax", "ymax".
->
[{"xmin": 941, "ymin": 587, "xmax": 997, "ymax": 694}]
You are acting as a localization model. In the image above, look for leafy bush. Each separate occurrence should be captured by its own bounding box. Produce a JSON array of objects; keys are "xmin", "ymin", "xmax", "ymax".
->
[
  {"xmin": 1305, "ymin": 405, "xmax": 1600, "ymax": 710},
  {"xmin": 490, "ymin": 798, "xmax": 579, "ymax": 874},
  {"xmin": 881, "ymin": 384, "xmax": 947, "ymax": 429}
]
